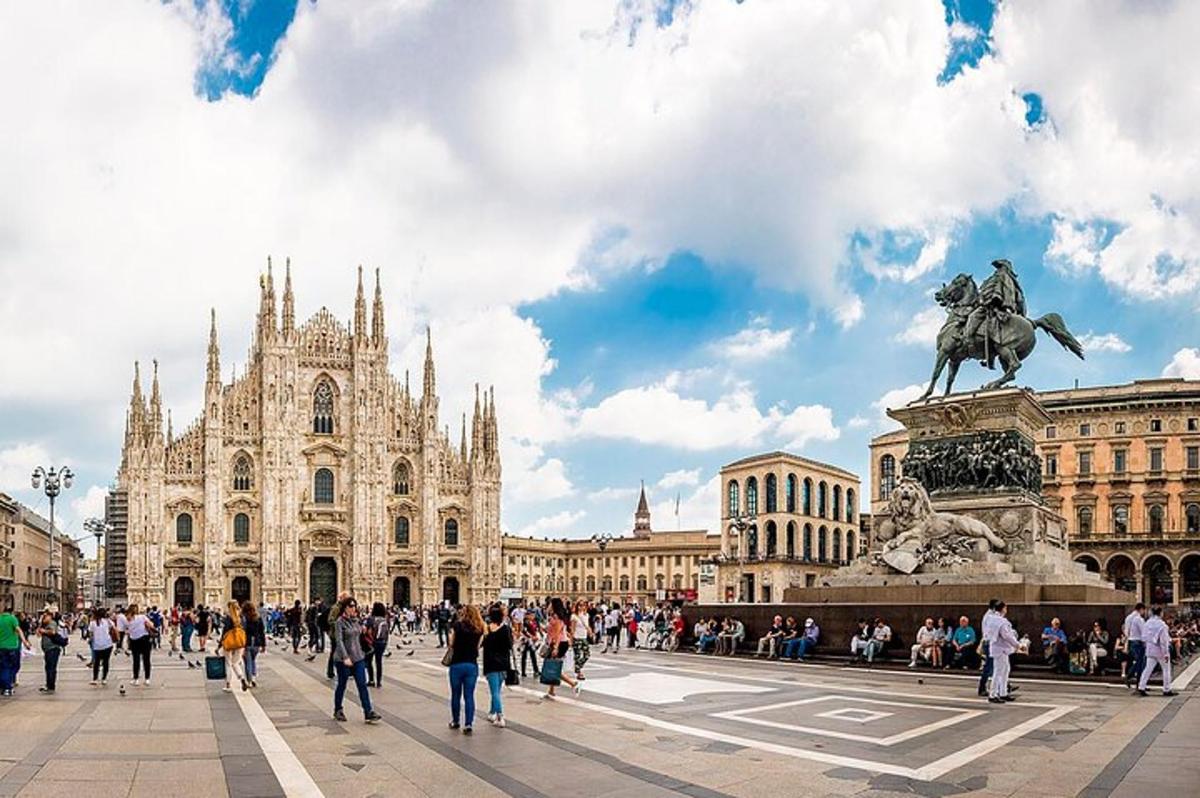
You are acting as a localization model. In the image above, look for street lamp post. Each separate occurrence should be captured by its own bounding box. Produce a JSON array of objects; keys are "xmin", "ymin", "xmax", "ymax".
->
[
  {"xmin": 591, "ymin": 533, "xmax": 614, "ymax": 603},
  {"xmin": 31, "ymin": 465, "xmax": 73, "ymax": 609},
  {"xmin": 84, "ymin": 518, "xmax": 111, "ymax": 606}
]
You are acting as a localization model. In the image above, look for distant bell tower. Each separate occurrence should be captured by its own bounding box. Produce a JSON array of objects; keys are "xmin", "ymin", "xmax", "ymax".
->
[{"xmin": 633, "ymin": 481, "xmax": 651, "ymax": 537}]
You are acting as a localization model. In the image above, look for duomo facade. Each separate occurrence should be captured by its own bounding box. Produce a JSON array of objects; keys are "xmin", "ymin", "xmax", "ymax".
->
[{"xmin": 119, "ymin": 261, "xmax": 502, "ymax": 610}]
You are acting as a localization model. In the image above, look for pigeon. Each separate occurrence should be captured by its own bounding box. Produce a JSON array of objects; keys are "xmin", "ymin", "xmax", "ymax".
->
[
  {"xmin": 76, "ymin": 652, "xmax": 86, "ymax": 662},
  {"xmin": 305, "ymin": 654, "xmax": 317, "ymax": 662},
  {"xmin": 406, "ymin": 650, "xmax": 414, "ymax": 657},
  {"xmin": 119, "ymin": 684, "xmax": 126, "ymax": 696},
  {"xmin": 187, "ymin": 661, "xmax": 196, "ymax": 669},
  {"xmin": 178, "ymin": 653, "xmax": 185, "ymax": 661},
  {"xmin": 385, "ymin": 651, "xmax": 392, "ymax": 658}
]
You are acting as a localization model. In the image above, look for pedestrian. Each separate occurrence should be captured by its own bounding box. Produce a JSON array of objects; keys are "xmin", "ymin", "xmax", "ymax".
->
[
  {"xmin": 570, "ymin": 600, "xmax": 591, "ymax": 680},
  {"xmin": 520, "ymin": 610, "xmax": 541, "ymax": 677},
  {"xmin": 1123, "ymin": 602, "xmax": 1147, "ymax": 689},
  {"xmin": 482, "ymin": 604, "xmax": 514, "ymax": 728},
  {"xmin": 0, "ymin": 603, "xmax": 29, "ymax": 696},
  {"xmin": 977, "ymin": 600, "xmax": 997, "ymax": 696},
  {"xmin": 543, "ymin": 597, "xmax": 580, "ymax": 700},
  {"xmin": 446, "ymin": 604, "xmax": 483, "ymax": 734},
  {"xmin": 125, "ymin": 603, "xmax": 155, "ymax": 686},
  {"xmin": 366, "ymin": 602, "xmax": 389, "ymax": 688},
  {"xmin": 88, "ymin": 607, "xmax": 116, "ymax": 687},
  {"xmin": 332, "ymin": 597, "xmax": 381, "ymax": 723},
  {"xmin": 987, "ymin": 601, "xmax": 1020, "ymax": 704},
  {"xmin": 218, "ymin": 600, "xmax": 249, "ymax": 692},
  {"xmin": 37, "ymin": 611, "xmax": 65, "ymax": 693},
  {"xmin": 326, "ymin": 592, "xmax": 350, "ymax": 679},
  {"xmin": 181, "ymin": 608, "xmax": 195, "ymax": 652},
  {"xmin": 286, "ymin": 600, "xmax": 303, "ymax": 654},
  {"xmin": 436, "ymin": 604, "xmax": 451, "ymax": 647},
  {"xmin": 114, "ymin": 606, "xmax": 128, "ymax": 654},
  {"xmin": 196, "ymin": 604, "xmax": 211, "ymax": 652},
  {"xmin": 1137, "ymin": 606, "xmax": 1179, "ymax": 697},
  {"xmin": 242, "ymin": 601, "xmax": 265, "ymax": 688}
]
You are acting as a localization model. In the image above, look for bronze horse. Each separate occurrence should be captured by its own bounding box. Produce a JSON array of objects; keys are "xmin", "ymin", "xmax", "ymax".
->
[{"xmin": 918, "ymin": 273, "xmax": 1084, "ymax": 400}]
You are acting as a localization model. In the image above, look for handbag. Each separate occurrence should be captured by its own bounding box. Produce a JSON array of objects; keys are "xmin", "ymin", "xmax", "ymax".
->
[
  {"xmin": 222, "ymin": 626, "xmax": 247, "ymax": 651},
  {"xmin": 441, "ymin": 646, "xmax": 454, "ymax": 667},
  {"xmin": 205, "ymin": 655, "xmax": 226, "ymax": 680},
  {"xmin": 539, "ymin": 657, "xmax": 563, "ymax": 686},
  {"xmin": 505, "ymin": 668, "xmax": 520, "ymax": 686}
]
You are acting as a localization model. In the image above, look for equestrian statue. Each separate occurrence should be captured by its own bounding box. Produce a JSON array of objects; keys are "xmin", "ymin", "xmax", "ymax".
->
[{"xmin": 917, "ymin": 258, "xmax": 1084, "ymax": 400}]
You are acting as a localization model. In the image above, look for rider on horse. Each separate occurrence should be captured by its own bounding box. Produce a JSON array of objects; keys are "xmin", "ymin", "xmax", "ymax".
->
[{"xmin": 961, "ymin": 259, "xmax": 1026, "ymax": 368}]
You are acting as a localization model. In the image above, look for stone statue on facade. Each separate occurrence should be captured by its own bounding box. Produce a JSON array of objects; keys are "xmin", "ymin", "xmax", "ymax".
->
[
  {"xmin": 872, "ymin": 478, "xmax": 1007, "ymax": 574},
  {"xmin": 916, "ymin": 258, "xmax": 1085, "ymax": 400}
]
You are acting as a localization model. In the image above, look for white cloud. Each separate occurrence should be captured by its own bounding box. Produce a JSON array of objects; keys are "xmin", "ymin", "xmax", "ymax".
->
[
  {"xmin": 658, "ymin": 468, "xmax": 701, "ymax": 489},
  {"xmin": 1077, "ymin": 332, "xmax": 1131, "ymax": 354},
  {"xmin": 894, "ymin": 306, "xmax": 946, "ymax": 347},
  {"xmin": 872, "ymin": 384, "xmax": 927, "ymax": 430},
  {"xmin": 1163, "ymin": 349, "xmax": 1200, "ymax": 380},
  {"xmin": 847, "ymin": 415, "xmax": 871, "ymax": 429},
  {"xmin": 0, "ymin": 443, "xmax": 52, "ymax": 493},
  {"xmin": 777, "ymin": 404, "xmax": 841, "ymax": 448},
  {"xmin": 711, "ymin": 325, "xmax": 794, "ymax": 362},
  {"xmin": 587, "ymin": 486, "xmax": 640, "ymax": 503},
  {"xmin": 833, "ymin": 296, "xmax": 866, "ymax": 329},
  {"xmin": 650, "ymin": 476, "xmax": 720, "ymax": 534},
  {"xmin": 513, "ymin": 510, "xmax": 586, "ymax": 539}
]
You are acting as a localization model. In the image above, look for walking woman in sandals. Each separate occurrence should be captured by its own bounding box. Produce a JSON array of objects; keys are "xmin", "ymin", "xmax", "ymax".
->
[{"xmin": 542, "ymin": 597, "xmax": 580, "ymax": 700}]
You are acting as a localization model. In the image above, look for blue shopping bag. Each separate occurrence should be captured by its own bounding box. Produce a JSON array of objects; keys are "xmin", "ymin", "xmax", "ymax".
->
[
  {"xmin": 539, "ymin": 657, "xmax": 563, "ymax": 686},
  {"xmin": 205, "ymin": 655, "xmax": 226, "ymax": 681}
]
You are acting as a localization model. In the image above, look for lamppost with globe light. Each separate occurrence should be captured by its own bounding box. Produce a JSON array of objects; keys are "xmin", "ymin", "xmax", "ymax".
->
[
  {"xmin": 31, "ymin": 465, "xmax": 73, "ymax": 609},
  {"xmin": 591, "ymin": 532, "xmax": 614, "ymax": 602},
  {"xmin": 83, "ymin": 518, "xmax": 111, "ymax": 605}
]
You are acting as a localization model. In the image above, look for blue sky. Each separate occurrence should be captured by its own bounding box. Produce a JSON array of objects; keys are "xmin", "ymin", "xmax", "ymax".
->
[{"xmin": 3, "ymin": 0, "xmax": 1200, "ymax": 551}]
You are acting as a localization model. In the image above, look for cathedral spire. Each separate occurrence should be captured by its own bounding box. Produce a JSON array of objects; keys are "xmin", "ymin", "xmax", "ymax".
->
[
  {"xmin": 281, "ymin": 257, "xmax": 295, "ymax": 336},
  {"xmin": 149, "ymin": 358, "xmax": 162, "ymax": 428},
  {"xmin": 422, "ymin": 326, "xmax": 436, "ymax": 399},
  {"xmin": 206, "ymin": 308, "xmax": 221, "ymax": 389},
  {"xmin": 258, "ymin": 257, "xmax": 277, "ymax": 344},
  {"xmin": 471, "ymin": 383, "xmax": 482, "ymax": 460},
  {"xmin": 371, "ymin": 267, "xmax": 385, "ymax": 346},
  {"xmin": 460, "ymin": 413, "xmax": 468, "ymax": 461},
  {"xmin": 353, "ymin": 265, "xmax": 367, "ymax": 340},
  {"xmin": 166, "ymin": 408, "xmax": 173, "ymax": 445}
]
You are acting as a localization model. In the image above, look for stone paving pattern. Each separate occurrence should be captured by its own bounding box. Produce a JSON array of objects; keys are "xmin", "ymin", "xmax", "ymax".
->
[{"xmin": 0, "ymin": 636, "xmax": 1195, "ymax": 797}]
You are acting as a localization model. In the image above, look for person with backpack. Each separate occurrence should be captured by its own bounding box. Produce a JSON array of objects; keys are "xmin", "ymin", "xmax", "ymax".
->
[
  {"xmin": 364, "ymin": 602, "xmax": 389, "ymax": 688},
  {"xmin": 332, "ymin": 597, "xmax": 381, "ymax": 724}
]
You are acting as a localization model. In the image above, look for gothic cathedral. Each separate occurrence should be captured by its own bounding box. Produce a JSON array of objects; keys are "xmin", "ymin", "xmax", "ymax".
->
[{"xmin": 119, "ymin": 260, "xmax": 502, "ymax": 610}]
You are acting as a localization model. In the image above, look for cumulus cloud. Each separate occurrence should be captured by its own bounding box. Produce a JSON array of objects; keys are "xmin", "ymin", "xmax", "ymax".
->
[
  {"xmin": 895, "ymin": 306, "xmax": 947, "ymax": 347},
  {"xmin": 0, "ymin": 443, "xmax": 52, "ymax": 494},
  {"xmin": 1163, "ymin": 349, "xmax": 1200, "ymax": 380},
  {"xmin": 777, "ymin": 404, "xmax": 841, "ymax": 448},
  {"xmin": 710, "ymin": 324, "xmax": 794, "ymax": 362},
  {"xmin": 512, "ymin": 510, "xmax": 586, "ymax": 539},
  {"xmin": 587, "ymin": 486, "xmax": 640, "ymax": 503},
  {"xmin": 872, "ymin": 384, "xmax": 927, "ymax": 430},
  {"xmin": 658, "ymin": 468, "xmax": 702, "ymax": 489},
  {"xmin": 1077, "ymin": 332, "xmax": 1131, "ymax": 354},
  {"xmin": 650, "ymin": 476, "xmax": 720, "ymax": 534}
]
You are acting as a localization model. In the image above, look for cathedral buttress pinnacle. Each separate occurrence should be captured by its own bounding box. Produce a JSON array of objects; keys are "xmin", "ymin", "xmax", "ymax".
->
[
  {"xmin": 149, "ymin": 358, "xmax": 163, "ymax": 430},
  {"xmin": 354, "ymin": 265, "xmax": 367, "ymax": 341},
  {"xmin": 281, "ymin": 258, "xmax": 295, "ymax": 336},
  {"xmin": 206, "ymin": 309, "xmax": 221, "ymax": 389},
  {"xmin": 422, "ymin": 327, "xmax": 436, "ymax": 403},
  {"xmin": 372, "ymin": 267, "xmax": 385, "ymax": 346}
]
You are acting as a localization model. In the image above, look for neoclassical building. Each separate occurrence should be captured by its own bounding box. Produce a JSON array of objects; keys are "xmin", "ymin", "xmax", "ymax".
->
[
  {"xmin": 870, "ymin": 379, "xmax": 1200, "ymax": 605},
  {"xmin": 501, "ymin": 486, "xmax": 720, "ymax": 605},
  {"xmin": 119, "ymin": 261, "xmax": 502, "ymax": 609},
  {"xmin": 715, "ymin": 452, "xmax": 863, "ymax": 603}
]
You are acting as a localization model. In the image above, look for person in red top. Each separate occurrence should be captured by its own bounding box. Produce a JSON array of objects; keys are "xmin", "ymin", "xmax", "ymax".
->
[
  {"xmin": 669, "ymin": 613, "xmax": 685, "ymax": 652},
  {"xmin": 626, "ymin": 609, "xmax": 639, "ymax": 650}
]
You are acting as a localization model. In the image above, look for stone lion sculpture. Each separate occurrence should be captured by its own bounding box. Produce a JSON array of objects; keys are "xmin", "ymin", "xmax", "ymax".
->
[{"xmin": 877, "ymin": 478, "xmax": 1006, "ymax": 567}]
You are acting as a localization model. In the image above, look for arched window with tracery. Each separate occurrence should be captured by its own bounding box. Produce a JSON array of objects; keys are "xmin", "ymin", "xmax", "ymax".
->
[
  {"xmin": 313, "ymin": 379, "xmax": 335, "ymax": 434},
  {"xmin": 586, "ymin": 576, "xmax": 596, "ymax": 592},
  {"xmin": 728, "ymin": 480, "xmax": 739, "ymax": 516},
  {"xmin": 394, "ymin": 516, "xmax": 410, "ymax": 546},
  {"xmin": 765, "ymin": 474, "xmax": 778, "ymax": 513},
  {"xmin": 880, "ymin": 455, "xmax": 896, "ymax": 499},
  {"xmin": 619, "ymin": 575, "xmax": 630, "ymax": 591},
  {"xmin": 393, "ymin": 461, "xmax": 410, "ymax": 495},
  {"xmin": 232, "ymin": 455, "xmax": 252, "ymax": 491},
  {"xmin": 314, "ymin": 468, "xmax": 334, "ymax": 504},
  {"xmin": 746, "ymin": 477, "xmax": 759, "ymax": 516},
  {"xmin": 233, "ymin": 513, "xmax": 250, "ymax": 544}
]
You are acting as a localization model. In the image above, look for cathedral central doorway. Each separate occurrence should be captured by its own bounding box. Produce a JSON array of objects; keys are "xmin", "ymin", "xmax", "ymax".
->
[
  {"xmin": 309, "ymin": 557, "xmax": 337, "ymax": 604},
  {"xmin": 442, "ymin": 576, "xmax": 460, "ymax": 605},
  {"xmin": 173, "ymin": 577, "xmax": 195, "ymax": 609},
  {"xmin": 392, "ymin": 576, "xmax": 411, "ymax": 608},
  {"xmin": 231, "ymin": 576, "xmax": 251, "ymax": 603}
]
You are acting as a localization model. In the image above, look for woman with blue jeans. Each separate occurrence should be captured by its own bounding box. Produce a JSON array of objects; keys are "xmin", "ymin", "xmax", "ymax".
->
[
  {"xmin": 332, "ymin": 598, "xmax": 381, "ymax": 724},
  {"xmin": 446, "ymin": 605, "xmax": 484, "ymax": 734},
  {"xmin": 482, "ymin": 604, "xmax": 514, "ymax": 728},
  {"xmin": 241, "ymin": 601, "xmax": 266, "ymax": 688}
]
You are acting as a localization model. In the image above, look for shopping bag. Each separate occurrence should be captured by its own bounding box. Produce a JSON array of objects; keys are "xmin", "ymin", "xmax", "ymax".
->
[
  {"xmin": 205, "ymin": 655, "xmax": 227, "ymax": 681},
  {"xmin": 539, "ymin": 657, "xmax": 563, "ymax": 686}
]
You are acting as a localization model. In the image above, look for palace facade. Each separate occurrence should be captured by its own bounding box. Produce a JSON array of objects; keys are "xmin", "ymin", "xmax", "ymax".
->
[
  {"xmin": 870, "ymin": 379, "xmax": 1200, "ymax": 605},
  {"xmin": 119, "ymin": 262, "xmax": 502, "ymax": 610},
  {"xmin": 500, "ymin": 486, "xmax": 720, "ymax": 605},
  {"xmin": 715, "ymin": 452, "xmax": 863, "ymax": 603}
]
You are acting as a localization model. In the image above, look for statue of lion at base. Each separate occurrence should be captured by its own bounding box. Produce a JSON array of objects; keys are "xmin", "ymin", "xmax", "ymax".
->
[{"xmin": 876, "ymin": 477, "xmax": 1006, "ymax": 555}]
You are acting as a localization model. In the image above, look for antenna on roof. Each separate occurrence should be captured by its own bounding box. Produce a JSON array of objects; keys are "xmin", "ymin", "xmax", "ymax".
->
[{"xmin": 1074, "ymin": 378, "xmax": 1079, "ymax": 389}]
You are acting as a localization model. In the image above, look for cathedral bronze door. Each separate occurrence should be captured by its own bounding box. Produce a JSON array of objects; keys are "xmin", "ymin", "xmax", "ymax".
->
[
  {"xmin": 392, "ymin": 576, "xmax": 411, "ymax": 608},
  {"xmin": 442, "ymin": 576, "xmax": 460, "ymax": 605},
  {"xmin": 231, "ymin": 576, "xmax": 251, "ymax": 603},
  {"xmin": 309, "ymin": 557, "xmax": 337, "ymax": 604},
  {"xmin": 173, "ymin": 577, "xmax": 195, "ymax": 609}
]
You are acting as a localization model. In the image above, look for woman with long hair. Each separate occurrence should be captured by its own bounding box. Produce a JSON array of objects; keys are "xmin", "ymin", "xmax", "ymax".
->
[
  {"xmin": 88, "ymin": 607, "xmax": 115, "ymax": 686},
  {"xmin": 125, "ymin": 603, "xmax": 155, "ymax": 686},
  {"xmin": 446, "ymin": 605, "xmax": 484, "ymax": 734},
  {"xmin": 482, "ymin": 604, "xmax": 514, "ymax": 728},
  {"xmin": 219, "ymin": 600, "xmax": 248, "ymax": 692},
  {"xmin": 242, "ymin": 602, "xmax": 266, "ymax": 688},
  {"xmin": 570, "ymin": 600, "xmax": 591, "ymax": 680},
  {"xmin": 332, "ymin": 597, "xmax": 381, "ymax": 723},
  {"xmin": 544, "ymin": 598, "xmax": 580, "ymax": 699},
  {"xmin": 367, "ymin": 602, "xmax": 389, "ymax": 688}
]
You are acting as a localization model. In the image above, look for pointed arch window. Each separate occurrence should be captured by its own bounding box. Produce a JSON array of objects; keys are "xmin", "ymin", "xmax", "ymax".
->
[
  {"xmin": 394, "ymin": 516, "xmax": 410, "ymax": 546},
  {"xmin": 765, "ymin": 474, "xmax": 778, "ymax": 513},
  {"xmin": 444, "ymin": 518, "xmax": 459, "ymax": 547},
  {"xmin": 233, "ymin": 513, "xmax": 250, "ymax": 545},
  {"xmin": 393, "ymin": 461, "xmax": 410, "ymax": 495},
  {"xmin": 232, "ymin": 455, "xmax": 252, "ymax": 491},
  {"xmin": 176, "ymin": 513, "xmax": 193, "ymax": 544},
  {"xmin": 314, "ymin": 468, "xmax": 334, "ymax": 504},
  {"xmin": 313, "ymin": 379, "xmax": 335, "ymax": 434}
]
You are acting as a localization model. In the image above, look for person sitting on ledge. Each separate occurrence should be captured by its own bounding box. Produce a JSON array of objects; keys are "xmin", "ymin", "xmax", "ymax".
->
[
  {"xmin": 755, "ymin": 615, "xmax": 785, "ymax": 659},
  {"xmin": 948, "ymin": 616, "xmax": 978, "ymax": 669},
  {"xmin": 791, "ymin": 617, "xmax": 820, "ymax": 661},
  {"xmin": 695, "ymin": 618, "xmax": 718, "ymax": 654},
  {"xmin": 1041, "ymin": 617, "xmax": 1070, "ymax": 674},
  {"xmin": 717, "ymin": 617, "xmax": 745, "ymax": 655},
  {"xmin": 909, "ymin": 617, "xmax": 939, "ymax": 669},
  {"xmin": 777, "ymin": 617, "xmax": 799, "ymax": 659},
  {"xmin": 849, "ymin": 619, "xmax": 871, "ymax": 663},
  {"xmin": 865, "ymin": 618, "xmax": 892, "ymax": 664}
]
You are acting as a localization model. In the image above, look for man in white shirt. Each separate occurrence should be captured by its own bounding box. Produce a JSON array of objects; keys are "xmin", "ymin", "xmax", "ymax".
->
[
  {"xmin": 115, "ymin": 609, "xmax": 128, "ymax": 653},
  {"xmin": 977, "ymin": 601, "xmax": 998, "ymax": 696},
  {"xmin": 865, "ymin": 618, "xmax": 892, "ymax": 663},
  {"xmin": 603, "ymin": 606, "xmax": 621, "ymax": 652},
  {"xmin": 1123, "ymin": 603, "xmax": 1147, "ymax": 688},
  {"xmin": 909, "ymin": 618, "xmax": 938, "ymax": 668},
  {"xmin": 1137, "ymin": 606, "xmax": 1178, "ymax": 697},
  {"xmin": 987, "ymin": 601, "xmax": 1020, "ymax": 704}
]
